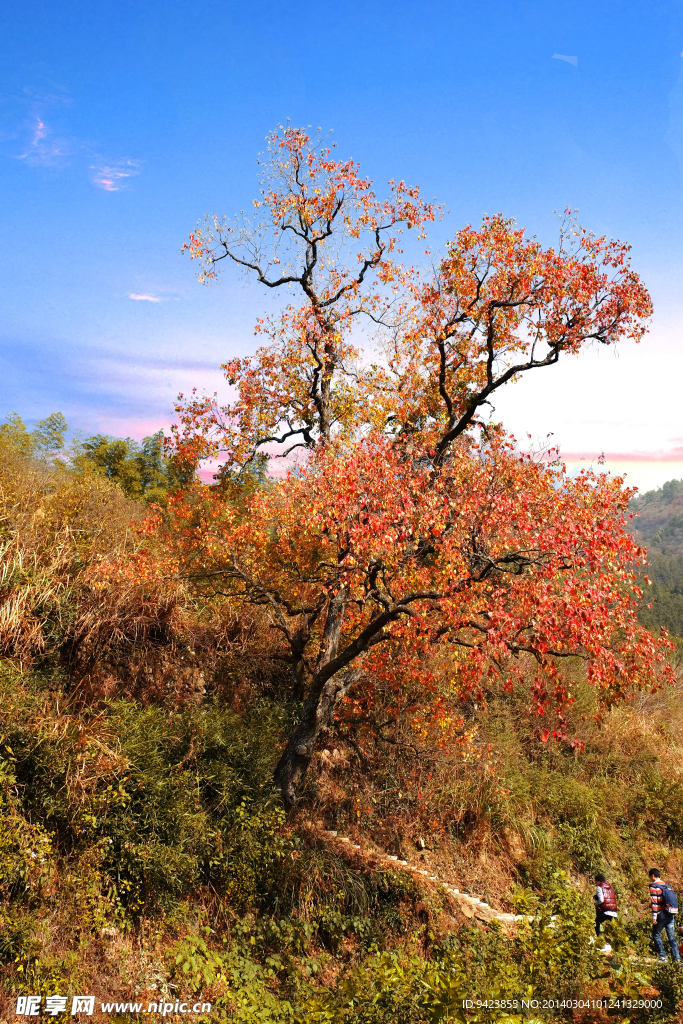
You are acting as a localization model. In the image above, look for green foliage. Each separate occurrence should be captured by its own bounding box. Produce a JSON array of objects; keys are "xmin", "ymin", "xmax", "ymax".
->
[
  {"xmin": 12, "ymin": 950, "xmax": 85, "ymax": 1005},
  {"xmin": 0, "ymin": 411, "xmax": 34, "ymax": 458},
  {"xmin": 0, "ymin": 411, "xmax": 68, "ymax": 461},
  {"xmin": 220, "ymin": 952, "xmax": 296, "ymax": 1022},
  {"xmin": 298, "ymin": 880, "xmax": 604, "ymax": 1023},
  {"xmin": 507, "ymin": 886, "xmax": 538, "ymax": 916},
  {"xmin": 74, "ymin": 430, "xmax": 186, "ymax": 502},
  {"xmin": 31, "ymin": 413, "xmax": 69, "ymax": 457},
  {"xmin": 628, "ymin": 477, "xmax": 683, "ymax": 636},
  {"xmin": 636, "ymin": 553, "xmax": 683, "ymax": 638},
  {"xmin": 650, "ymin": 961, "xmax": 683, "ymax": 1023},
  {"xmin": 0, "ymin": 908, "xmax": 42, "ymax": 965},
  {"xmin": 169, "ymin": 930, "xmax": 301, "ymax": 1022},
  {"xmin": 629, "ymin": 769, "xmax": 683, "ymax": 844},
  {"xmin": 298, "ymin": 951, "xmax": 425, "ymax": 1023},
  {"xmin": 521, "ymin": 870, "xmax": 602, "ymax": 998},
  {"xmin": 171, "ymin": 933, "xmax": 228, "ymax": 993},
  {"xmin": 598, "ymin": 919, "xmax": 652, "ymax": 1008},
  {"xmin": 0, "ymin": 664, "xmax": 291, "ymax": 919},
  {"xmin": 0, "ymin": 797, "xmax": 53, "ymax": 899}
]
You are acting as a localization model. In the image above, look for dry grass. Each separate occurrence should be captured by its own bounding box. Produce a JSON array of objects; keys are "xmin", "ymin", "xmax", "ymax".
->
[
  {"xmin": 0, "ymin": 453, "xmax": 142, "ymax": 663},
  {"xmin": 0, "ymin": 452, "xmax": 263, "ymax": 705}
]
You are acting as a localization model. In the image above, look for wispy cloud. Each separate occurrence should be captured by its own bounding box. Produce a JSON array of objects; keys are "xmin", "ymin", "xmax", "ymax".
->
[
  {"xmin": 90, "ymin": 158, "xmax": 142, "ymax": 192},
  {"xmin": 3, "ymin": 94, "xmax": 144, "ymax": 191},
  {"xmin": 129, "ymin": 293, "xmax": 164, "ymax": 303},
  {"xmin": 552, "ymin": 53, "xmax": 578, "ymax": 67},
  {"xmin": 17, "ymin": 118, "xmax": 71, "ymax": 167}
]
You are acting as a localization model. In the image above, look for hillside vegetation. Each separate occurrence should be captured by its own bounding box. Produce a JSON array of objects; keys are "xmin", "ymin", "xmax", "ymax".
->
[
  {"xmin": 1, "ymin": 127, "xmax": 680, "ymax": 1022},
  {"xmin": 630, "ymin": 480, "xmax": 683, "ymax": 639},
  {"xmin": 1, "ymin": 430, "xmax": 683, "ymax": 1023}
]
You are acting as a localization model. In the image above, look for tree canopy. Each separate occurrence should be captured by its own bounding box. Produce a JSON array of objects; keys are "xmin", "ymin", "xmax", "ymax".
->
[
  {"xmin": 153, "ymin": 127, "xmax": 671, "ymax": 810},
  {"xmin": 74, "ymin": 431, "xmax": 184, "ymax": 502}
]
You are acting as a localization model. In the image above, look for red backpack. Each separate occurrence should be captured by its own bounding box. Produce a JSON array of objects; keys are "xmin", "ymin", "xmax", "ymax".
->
[{"xmin": 599, "ymin": 882, "xmax": 618, "ymax": 912}]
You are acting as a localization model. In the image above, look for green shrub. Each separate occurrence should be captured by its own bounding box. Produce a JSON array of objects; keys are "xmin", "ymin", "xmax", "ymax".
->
[{"xmin": 0, "ymin": 665, "xmax": 292, "ymax": 920}]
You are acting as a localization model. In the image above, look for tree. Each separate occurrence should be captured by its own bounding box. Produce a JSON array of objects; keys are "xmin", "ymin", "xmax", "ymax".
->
[
  {"xmin": 31, "ymin": 412, "xmax": 69, "ymax": 458},
  {"xmin": 75, "ymin": 431, "xmax": 185, "ymax": 503},
  {"xmin": 0, "ymin": 411, "xmax": 68, "ymax": 462},
  {"xmin": 175, "ymin": 128, "xmax": 650, "ymax": 474},
  {"xmin": 159, "ymin": 432, "xmax": 669, "ymax": 810},
  {"xmin": 165, "ymin": 128, "xmax": 669, "ymax": 812}
]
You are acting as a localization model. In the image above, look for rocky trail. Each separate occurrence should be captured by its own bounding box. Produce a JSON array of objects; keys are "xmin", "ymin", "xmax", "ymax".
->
[
  {"xmin": 313, "ymin": 825, "xmax": 636, "ymax": 957},
  {"xmin": 314, "ymin": 824, "xmax": 523, "ymax": 927}
]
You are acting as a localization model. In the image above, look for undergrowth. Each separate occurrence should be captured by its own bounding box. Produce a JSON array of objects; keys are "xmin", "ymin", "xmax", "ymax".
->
[{"xmin": 1, "ymin": 659, "xmax": 683, "ymax": 1022}]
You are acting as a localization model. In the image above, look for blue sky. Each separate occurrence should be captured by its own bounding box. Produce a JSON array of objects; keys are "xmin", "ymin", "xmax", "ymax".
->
[{"xmin": 1, "ymin": 0, "xmax": 682, "ymax": 490}]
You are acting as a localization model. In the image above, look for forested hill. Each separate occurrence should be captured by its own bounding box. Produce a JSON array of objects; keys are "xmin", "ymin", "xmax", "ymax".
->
[{"xmin": 629, "ymin": 478, "xmax": 683, "ymax": 637}]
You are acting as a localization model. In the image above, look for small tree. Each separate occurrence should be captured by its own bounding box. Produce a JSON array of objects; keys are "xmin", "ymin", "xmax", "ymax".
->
[{"xmin": 166, "ymin": 128, "xmax": 669, "ymax": 811}]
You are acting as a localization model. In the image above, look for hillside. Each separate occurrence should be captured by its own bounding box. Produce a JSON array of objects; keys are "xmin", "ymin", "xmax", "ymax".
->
[
  {"xmin": 2, "ymin": 437, "xmax": 683, "ymax": 1022},
  {"xmin": 629, "ymin": 479, "xmax": 683, "ymax": 638}
]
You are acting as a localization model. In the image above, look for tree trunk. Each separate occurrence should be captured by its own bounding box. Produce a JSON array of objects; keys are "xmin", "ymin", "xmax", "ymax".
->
[
  {"xmin": 273, "ymin": 667, "xmax": 359, "ymax": 812},
  {"xmin": 275, "ymin": 585, "xmax": 351, "ymax": 811},
  {"xmin": 289, "ymin": 624, "xmax": 309, "ymax": 703}
]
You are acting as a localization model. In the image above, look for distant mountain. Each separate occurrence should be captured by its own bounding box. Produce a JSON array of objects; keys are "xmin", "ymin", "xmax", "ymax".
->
[
  {"xmin": 628, "ymin": 479, "xmax": 683, "ymax": 637},
  {"xmin": 629, "ymin": 479, "xmax": 683, "ymax": 555}
]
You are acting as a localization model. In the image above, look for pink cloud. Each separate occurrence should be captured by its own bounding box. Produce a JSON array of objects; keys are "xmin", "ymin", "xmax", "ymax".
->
[
  {"xmin": 563, "ymin": 447, "xmax": 683, "ymax": 464},
  {"xmin": 129, "ymin": 293, "xmax": 164, "ymax": 303},
  {"xmin": 90, "ymin": 158, "xmax": 142, "ymax": 191},
  {"xmin": 91, "ymin": 415, "xmax": 171, "ymax": 439}
]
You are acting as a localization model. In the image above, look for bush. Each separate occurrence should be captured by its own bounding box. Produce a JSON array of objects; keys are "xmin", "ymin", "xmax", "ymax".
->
[{"xmin": 0, "ymin": 664, "xmax": 292, "ymax": 920}]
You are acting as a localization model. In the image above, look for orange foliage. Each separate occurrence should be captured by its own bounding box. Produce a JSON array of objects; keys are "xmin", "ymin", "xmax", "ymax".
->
[
  {"xmin": 159, "ymin": 128, "xmax": 666, "ymax": 807},
  {"xmin": 142, "ymin": 431, "xmax": 672, "ymax": 807}
]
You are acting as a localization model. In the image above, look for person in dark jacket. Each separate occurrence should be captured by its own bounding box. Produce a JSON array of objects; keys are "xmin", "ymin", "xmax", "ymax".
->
[
  {"xmin": 649, "ymin": 868, "xmax": 680, "ymax": 963},
  {"xmin": 594, "ymin": 873, "xmax": 618, "ymax": 937}
]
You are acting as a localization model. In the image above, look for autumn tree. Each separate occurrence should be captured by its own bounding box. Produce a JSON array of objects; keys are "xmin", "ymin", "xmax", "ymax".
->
[
  {"xmin": 166, "ymin": 127, "xmax": 670, "ymax": 811},
  {"xmin": 175, "ymin": 125, "xmax": 438, "ymax": 477}
]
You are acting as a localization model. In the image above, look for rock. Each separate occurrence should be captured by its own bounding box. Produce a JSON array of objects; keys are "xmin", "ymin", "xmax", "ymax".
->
[{"xmin": 475, "ymin": 907, "xmax": 499, "ymax": 922}]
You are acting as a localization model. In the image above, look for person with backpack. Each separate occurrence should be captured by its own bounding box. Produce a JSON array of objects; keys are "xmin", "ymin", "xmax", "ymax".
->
[
  {"xmin": 649, "ymin": 868, "xmax": 681, "ymax": 963},
  {"xmin": 594, "ymin": 873, "xmax": 618, "ymax": 938}
]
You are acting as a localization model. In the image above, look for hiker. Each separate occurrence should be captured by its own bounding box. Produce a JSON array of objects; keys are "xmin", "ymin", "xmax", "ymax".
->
[
  {"xmin": 649, "ymin": 868, "xmax": 681, "ymax": 963},
  {"xmin": 594, "ymin": 873, "xmax": 618, "ymax": 937}
]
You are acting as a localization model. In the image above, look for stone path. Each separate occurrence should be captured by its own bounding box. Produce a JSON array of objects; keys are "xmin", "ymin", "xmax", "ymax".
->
[
  {"xmin": 317, "ymin": 827, "xmax": 527, "ymax": 927},
  {"xmin": 315, "ymin": 825, "xmax": 637, "ymax": 959}
]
